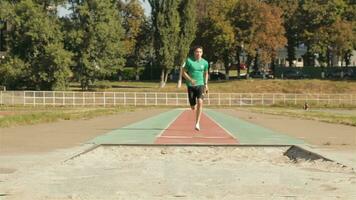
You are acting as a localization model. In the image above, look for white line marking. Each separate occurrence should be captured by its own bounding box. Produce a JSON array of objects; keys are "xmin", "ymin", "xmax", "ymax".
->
[
  {"xmin": 159, "ymin": 136, "xmax": 232, "ymax": 139},
  {"xmin": 155, "ymin": 109, "xmax": 185, "ymax": 138},
  {"xmin": 204, "ymin": 111, "xmax": 237, "ymax": 140}
]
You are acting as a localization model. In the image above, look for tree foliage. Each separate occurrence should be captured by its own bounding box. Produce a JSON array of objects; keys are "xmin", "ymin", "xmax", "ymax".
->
[
  {"xmin": 67, "ymin": 0, "xmax": 126, "ymax": 90},
  {"xmin": 0, "ymin": 0, "xmax": 72, "ymax": 90}
]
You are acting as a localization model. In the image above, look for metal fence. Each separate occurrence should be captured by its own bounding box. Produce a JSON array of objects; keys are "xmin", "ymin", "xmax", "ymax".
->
[{"xmin": 0, "ymin": 91, "xmax": 355, "ymax": 107}]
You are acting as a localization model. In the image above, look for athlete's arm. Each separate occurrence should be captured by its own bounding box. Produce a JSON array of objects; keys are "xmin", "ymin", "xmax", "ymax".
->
[
  {"xmin": 204, "ymin": 70, "xmax": 209, "ymax": 93},
  {"xmin": 182, "ymin": 68, "xmax": 196, "ymax": 86}
]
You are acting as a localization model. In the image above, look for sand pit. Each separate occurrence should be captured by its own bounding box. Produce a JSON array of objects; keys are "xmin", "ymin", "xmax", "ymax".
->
[{"xmin": 2, "ymin": 145, "xmax": 356, "ymax": 200}]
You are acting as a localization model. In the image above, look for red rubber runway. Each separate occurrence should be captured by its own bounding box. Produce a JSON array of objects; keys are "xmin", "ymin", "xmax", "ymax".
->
[{"xmin": 155, "ymin": 110, "xmax": 238, "ymax": 144}]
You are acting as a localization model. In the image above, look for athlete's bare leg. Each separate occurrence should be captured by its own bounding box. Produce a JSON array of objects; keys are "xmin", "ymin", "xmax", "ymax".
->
[{"xmin": 195, "ymin": 99, "xmax": 203, "ymax": 130}]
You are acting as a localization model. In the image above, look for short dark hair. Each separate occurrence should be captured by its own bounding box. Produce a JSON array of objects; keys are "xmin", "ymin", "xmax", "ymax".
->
[{"xmin": 193, "ymin": 45, "xmax": 203, "ymax": 51}]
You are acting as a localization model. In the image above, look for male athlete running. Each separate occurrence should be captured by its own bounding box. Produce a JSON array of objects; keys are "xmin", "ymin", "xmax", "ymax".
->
[{"xmin": 182, "ymin": 45, "xmax": 209, "ymax": 131}]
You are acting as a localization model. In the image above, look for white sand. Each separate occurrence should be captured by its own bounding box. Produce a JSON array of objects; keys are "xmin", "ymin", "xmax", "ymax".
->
[{"xmin": 1, "ymin": 146, "xmax": 356, "ymax": 200}]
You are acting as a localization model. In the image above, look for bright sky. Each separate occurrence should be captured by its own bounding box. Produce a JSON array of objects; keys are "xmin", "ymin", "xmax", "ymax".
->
[{"xmin": 58, "ymin": 1, "xmax": 151, "ymax": 17}]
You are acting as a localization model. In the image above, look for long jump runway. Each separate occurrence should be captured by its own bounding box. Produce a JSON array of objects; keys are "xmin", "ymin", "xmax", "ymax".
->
[
  {"xmin": 4, "ymin": 109, "xmax": 355, "ymax": 200},
  {"xmin": 90, "ymin": 109, "xmax": 304, "ymax": 145},
  {"xmin": 155, "ymin": 110, "xmax": 238, "ymax": 144}
]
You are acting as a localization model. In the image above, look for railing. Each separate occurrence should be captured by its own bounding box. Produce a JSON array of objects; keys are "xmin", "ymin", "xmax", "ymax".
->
[{"xmin": 0, "ymin": 91, "xmax": 355, "ymax": 107}]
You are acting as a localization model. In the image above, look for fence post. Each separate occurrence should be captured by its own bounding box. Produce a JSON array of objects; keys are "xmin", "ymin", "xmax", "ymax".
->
[
  {"xmin": 62, "ymin": 92, "xmax": 65, "ymax": 106},
  {"xmin": 93, "ymin": 92, "xmax": 96, "ymax": 106},
  {"xmin": 23, "ymin": 91, "xmax": 26, "ymax": 106},
  {"xmin": 229, "ymin": 93, "xmax": 232, "ymax": 106},
  {"xmin": 11, "ymin": 91, "xmax": 14, "ymax": 105},
  {"xmin": 0, "ymin": 91, "xmax": 2, "ymax": 105},
  {"xmin": 73, "ymin": 92, "xmax": 75, "ymax": 107},
  {"xmin": 134, "ymin": 92, "xmax": 137, "ymax": 106},
  {"xmin": 42, "ymin": 91, "xmax": 45, "ymax": 106},
  {"xmin": 52, "ymin": 91, "xmax": 55, "ymax": 106},
  {"xmin": 218, "ymin": 93, "xmax": 221, "ymax": 106},
  {"xmin": 176, "ymin": 93, "xmax": 178, "ymax": 105},
  {"xmin": 114, "ymin": 92, "xmax": 116, "ymax": 106},
  {"xmin": 240, "ymin": 93, "xmax": 242, "ymax": 106},
  {"xmin": 294, "ymin": 94, "xmax": 297, "ymax": 105},
  {"xmin": 166, "ymin": 93, "xmax": 168, "ymax": 105},
  {"xmin": 145, "ymin": 93, "xmax": 147, "ymax": 106},
  {"xmin": 123, "ymin": 92, "xmax": 126, "ymax": 105},
  {"xmin": 104, "ymin": 92, "xmax": 106, "ymax": 107},
  {"xmin": 262, "ymin": 93, "xmax": 264, "ymax": 106},
  {"xmin": 250, "ymin": 93, "xmax": 253, "ymax": 105},
  {"xmin": 155, "ymin": 93, "xmax": 157, "ymax": 106},
  {"xmin": 34, "ymin": 91, "xmax": 36, "ymax": 107}
]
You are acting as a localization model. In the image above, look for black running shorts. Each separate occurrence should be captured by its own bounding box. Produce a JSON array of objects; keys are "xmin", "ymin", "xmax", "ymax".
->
[{"xmin": 187, "ymin": 85, "xmax": 205, "ymax": 106}]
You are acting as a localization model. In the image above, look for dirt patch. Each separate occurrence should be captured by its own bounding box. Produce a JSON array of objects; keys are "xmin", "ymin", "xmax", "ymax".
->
[
  {"xmin": 221, "ymin": 109, "xmax": 356, "ymax": 147},
  {"xmin": 0, "ymin": 109, "xmax": 168, "ymax": 155},
  {"xmin": 1, "ymin": 146, "xmax": 355, "ymax": 200},
  {"xmin": 0, "ymin": 111, "xmax": 16, "ymax": 117},
  {"xmin": 0, "ymin": 168, "xmax": 16, "ymax": 174}
]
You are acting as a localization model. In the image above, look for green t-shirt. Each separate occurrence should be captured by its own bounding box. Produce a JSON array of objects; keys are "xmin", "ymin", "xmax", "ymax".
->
[{"xmin": 184, "ymin": 57, "xmax": 209, "ymax": 86}]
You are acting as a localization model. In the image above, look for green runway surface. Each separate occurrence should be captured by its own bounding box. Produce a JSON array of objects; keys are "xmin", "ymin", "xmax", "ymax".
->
[{"xmin": 90, "ymin": 109, "xmax": 305, "ymax": 145}]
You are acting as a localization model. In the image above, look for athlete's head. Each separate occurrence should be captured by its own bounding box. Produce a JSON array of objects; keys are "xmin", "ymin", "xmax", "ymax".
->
[{"xmin": 193, "ymin": 45, "xmax": 203, "ymax": 60}]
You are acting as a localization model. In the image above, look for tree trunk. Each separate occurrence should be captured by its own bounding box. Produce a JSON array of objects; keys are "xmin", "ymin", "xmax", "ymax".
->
[
  {"xmin": 177, "ymin": 64, "xmax": 183, "ymax": 88},
  {"xmin": 303, "ymin": 49, "xmax": 315, "ymax": 67},
  {"xmin": 225, "ymin": 67, "xmax": 230, "ymax": 80},
  {"xmin": 326, "ymin": 48, "xmax": 331, "ymax": 67},
  {"xmin": 224, "ymin": 61, "xmax": 230, "ymax": 80},
  {"xmin": 164, "ymin": 70, "xmax": 169, "ymax": 83},
  {"xmin": 271, "ymin": 56, "xmax": 276, "ymax": 77},
  {"xmin": 236, "ymin": 48, "xmax": 241, "ymax": 78},
  {"xmin": 287, "ymin": 38, "xmax": 296, "ymax": 67},
  {"xmin": 160, "ymin": 68, "xmax": 166, "ymax": 88},
  {"xmin": 223, "ymin": 53, "xmax": 230, "ymax": 80},
  {"xmin": 246, "ymin": 55, "xmax": 253, "ymax": 79},
  {"xmin": 253, "ymin": 51, "xmax": 259, "ymax": 72}
]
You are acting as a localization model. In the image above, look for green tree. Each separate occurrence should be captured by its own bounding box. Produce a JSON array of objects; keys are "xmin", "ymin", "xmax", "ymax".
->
[
  {"xmin": 177, "ymin": 0, "xmax": 197, "ymax": 87},
  {"xmin": 118, "ymin": 0, "xmax": 146, "ymax": 55},
  {"xmin": 118, "ymin": 0, "xmax": 146, "ymax": 80},
  {"xmin": 203, "ymin": 0, "xmax": 238, "ymax": 80},
  {"xmin": 0, "ymin": 0, "xmax": 72, "ymax": 90},
  {"xmin": 67, "ymin": 0, "xmax": 126, "ymax": 90},
  {"xmin": 266, "ymin": 0, "xmax": 300, "ymax": 67},
  {"xmin": 0, "ymin": 57, "xmax": 30, "ymax": 89},
  {"xmin": 231, "ymin": 0, "xmax": 286, "ymax": 75},
  {"xmin": 149, "ymin": 0, "xmax": 180, "ymax": 87},
  {"xmin": 341, "ymin": 0, "xmax": 356, "ymax": 66},
  {"xmin": 328, "ymin": 19, "xmax": 354, "ymax": 66},
  {"xmin": 298, "ymin": 0, "xmax": 347, "ymax": 67}
]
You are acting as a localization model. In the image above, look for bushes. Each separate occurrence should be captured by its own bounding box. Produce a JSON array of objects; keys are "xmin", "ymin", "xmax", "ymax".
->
[
  {"xmin": 0, "ymin": 57, "xmax": 29, "ymax": 90},
  {"xmin": 95, "ymin": 80, "xmax": 112, "ymax": 89}
]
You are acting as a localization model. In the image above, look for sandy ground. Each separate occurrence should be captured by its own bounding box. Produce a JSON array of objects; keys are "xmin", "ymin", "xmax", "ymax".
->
[
  {"xmin": 1, "ymin": 108, "xmax": 356, "ymax": 199},
  {"xmin": 220, "ymin": 108, "xmax": 356, "ymax": 169},
  {"xmin": 1, "ymin": 146, "xmax": 356, "ymax": 200}
]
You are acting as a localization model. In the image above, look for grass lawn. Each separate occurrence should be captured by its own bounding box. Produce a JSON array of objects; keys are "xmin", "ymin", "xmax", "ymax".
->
[
  {"xmin": 0, "ymin": 106, "xmax": 145, "ymax": 128},
  {"xmin": 241, "ymin": 106, "xmax": 356, "ymax": 127},
  {"xmin": 70, "ymin": 79, "xmax": 356, "ymax": 94}
]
